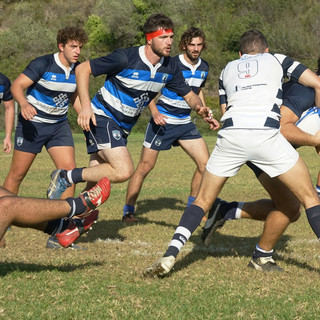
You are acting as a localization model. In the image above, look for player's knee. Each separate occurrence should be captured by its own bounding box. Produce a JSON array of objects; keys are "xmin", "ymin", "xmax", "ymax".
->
[
  {"xmin": 116, "ymin": 165, "xmax": 134, "ymax": 182},
  {"xmin": 137, "ymin": 161, "xmax": 155, "ymax": 177}
]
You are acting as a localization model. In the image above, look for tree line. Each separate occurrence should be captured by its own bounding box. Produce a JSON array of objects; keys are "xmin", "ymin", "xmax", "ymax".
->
[{"xmin": 1, "ymin": 0, "xmax": 319, "ymax": 133}]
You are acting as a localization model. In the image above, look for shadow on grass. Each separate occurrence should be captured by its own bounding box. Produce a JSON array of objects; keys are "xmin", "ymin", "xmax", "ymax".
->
[
  {"xmin": 74, "ymin": 196, "xmax": 320, "ymax": 274},
  {"xmin": 172, "ymin": 232, "xmax": 320, "ymax": 275},
  {"xmin": 0, "ymin": 261, "xmax": 103, "ymax": 277},
  {"xmin": 79, "ymin": 197, "xmax": 186, "ymax": 242}
]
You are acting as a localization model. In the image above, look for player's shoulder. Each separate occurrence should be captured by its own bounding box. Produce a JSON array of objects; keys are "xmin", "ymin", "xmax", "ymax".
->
[{"xmin": 0, "ymin": 72, "xmax": 10, "ymax": 84}]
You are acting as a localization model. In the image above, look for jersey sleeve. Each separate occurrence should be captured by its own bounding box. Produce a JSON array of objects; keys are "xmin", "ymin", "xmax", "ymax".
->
[
  {"xmin": 22, "ymin": 55, "xmax": 49, "ymax": 83},
  {"xmin": 273, "ymin": 53, "xmax": 307, "ymax": 82},
  {"xmin": 164, "ymin": 59, "xmax": 191, "ymax": 97},
  {"xmin": 218, "ymin": 69, "xmax": 227, "ymax": 105},
  {"xmin": 90, "ymin": 49, "xmax": 129, "ymax": 77},
  {"xmin": 0, "ymin": 73, "xmax": 13, "ymax": 101}
]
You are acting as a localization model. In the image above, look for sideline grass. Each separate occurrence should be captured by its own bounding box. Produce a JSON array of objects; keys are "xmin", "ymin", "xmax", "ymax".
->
[{"xmin": 1, "ymin": 133, "xmax": 320, "ymax": 319}]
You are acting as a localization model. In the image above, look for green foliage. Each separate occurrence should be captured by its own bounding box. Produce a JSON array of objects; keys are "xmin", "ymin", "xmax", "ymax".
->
[{"xmin": 1, "ymin": 0, "xmax": 320, "ymax": 132}]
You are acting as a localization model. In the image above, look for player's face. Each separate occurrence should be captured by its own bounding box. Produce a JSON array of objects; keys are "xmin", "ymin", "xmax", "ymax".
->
[
  {"xmin": 150, "ymin": 32, "xmax": 174, "ymax": 58},
  {"xmin": 59, "ymin": 40, "xmax": 83, "ymax": 66},
  {"xmin": 184, "ymin": 37, "xmax": 204, "ymax": 63}
]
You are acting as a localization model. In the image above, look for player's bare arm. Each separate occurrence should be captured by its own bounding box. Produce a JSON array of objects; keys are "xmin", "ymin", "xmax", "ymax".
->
[
  {"xmin": 280, "ymin": 105, "xmax": 320, "ymax": 147},
  {"xmin": 148, "ymin": 98, "xmax": 167, "ymax": 126},
  {"xmin": 3, "ymin": 99, "xmax": 14, "ymax": 153},
  {"xmin": 75, "ymin": 61, "xmax": 96, "ymax": 131},
  {"xmin": 11, "ymin": 73, "xmax": 37, "ymax": 121}
]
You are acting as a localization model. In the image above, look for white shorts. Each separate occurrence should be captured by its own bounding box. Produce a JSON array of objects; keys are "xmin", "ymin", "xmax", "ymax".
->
[{"xmin": 206, "ymin": 129, "xmax": 299, "ymax": 178}]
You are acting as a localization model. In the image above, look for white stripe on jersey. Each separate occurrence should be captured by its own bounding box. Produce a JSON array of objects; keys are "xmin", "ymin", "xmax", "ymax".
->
[
  {"xmin": 115, "ymin": 74, "xmax": 166, "ymax": 93},
  {"xmin": 165, "ymin": 115, "xmax": 191, "ymax": 125},
  {"xmin": 100, "ymin": 86, "xmax": 141, "ymax": 118},
  {"xmin": 159, "ymin": 95, "xmax": 190, "ymax": 110},
  {"xmin": 38, "ymin": 78, "xmax": 76, "ymax": 92},
  {"xmin": 273, "ymin": 53, "xmax": 300, "ymax": 79},
  {"xmin": 27, "ymin": 95, "xmax": 68, "ymax": 115},
  {"xmin": 187, "ymin": 77, "xmax": 205, "ymax": 87}
]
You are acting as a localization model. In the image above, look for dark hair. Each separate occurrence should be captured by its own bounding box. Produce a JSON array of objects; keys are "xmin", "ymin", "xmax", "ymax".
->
[
  {"xmin": 316, "ymin": 56, "xmax": 320, "ymax": 75},
  {"xmin": 178, "ymin": 27, "xmax": 207, "ymax": 51},
  {"xmin": 239, "ymin": 30, "xmax": 268, "ymax": 54},
  {"xmin": 143, "ymin": 13, "xmax": 174, "ymax": 35},
  {"xmin": 57, "ymin": 26, "xmax": 88, "ymax": 47}
]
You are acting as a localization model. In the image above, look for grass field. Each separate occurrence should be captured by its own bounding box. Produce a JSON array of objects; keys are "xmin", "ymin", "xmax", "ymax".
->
[{"xmin": 1, "ymin": 132, "xmax": 320, "ymax": 319}]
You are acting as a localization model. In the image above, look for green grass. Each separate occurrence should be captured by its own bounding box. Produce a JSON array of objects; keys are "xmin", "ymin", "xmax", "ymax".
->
[{"xmin": 1, "ymin": 133, "xmax": 320, "ymax": 319}]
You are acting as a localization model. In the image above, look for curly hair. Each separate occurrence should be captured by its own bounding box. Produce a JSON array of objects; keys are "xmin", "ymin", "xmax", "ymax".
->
[
  {"xmin": 178, "ymin": 27, "xmax": 207, "ymax": 51},
  {"xmin": 56, "ymin": 26, "xmax": 88, "ymax": 47}
]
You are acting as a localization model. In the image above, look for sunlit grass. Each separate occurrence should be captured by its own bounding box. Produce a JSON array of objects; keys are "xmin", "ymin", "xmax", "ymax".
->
[{"xmin": 0, "ymin": 133, "xmax": 320, "ymax": 319}]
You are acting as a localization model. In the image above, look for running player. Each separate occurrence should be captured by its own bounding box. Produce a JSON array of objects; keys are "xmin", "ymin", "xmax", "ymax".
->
[
  {"xmin": 3, "ymin": 26, "xmax": 88, "ymax": 248},
  {"xmin": 122, "ymin": 27, "xmax": 210, "ymax": 222},
  {"xmin": 0, "ymin": 72, "xmax": 15, "ymax": 248},
  {"xmin": 143, "ymin": 30, "xmax": 320, "ymax": 277},
  {"xmin": 47, "ymin": 14, "xmax": 218, "ymax": 201}
]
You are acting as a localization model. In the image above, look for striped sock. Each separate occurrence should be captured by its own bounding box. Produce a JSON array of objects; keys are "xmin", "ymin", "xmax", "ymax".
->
[{"xmin": 164, "ymin": 205, "xmax": 204, "ymax": 258}]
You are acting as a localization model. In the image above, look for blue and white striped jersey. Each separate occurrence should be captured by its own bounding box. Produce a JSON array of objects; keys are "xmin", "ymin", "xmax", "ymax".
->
[
  {"xmin": 219, "ymin": 53, "xmax": 307, "ymax": 129},
  {"xmin": 156, "ymin": 54, "xmax": 209, "ymax": 124},
  {"xmin": 23, "ymin": 53, "xmax": 78, "ymax": 123},
  {"xmin": 90, "ymin": 46, "xmax": 191, "ymax": 133},
  {"xmin": 0, "ymin": 73, "xmax": 13, "ymax": 103}
]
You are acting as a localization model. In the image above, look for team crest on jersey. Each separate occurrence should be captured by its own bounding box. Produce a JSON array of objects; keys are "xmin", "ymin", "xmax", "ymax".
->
[
  {"xmin": 112, "ymin": 130, "xmax": 121, "ymax": 140},
  {"xmin": 155, "ymin": 138, "xmax": 162, "ymax": 146},
  {"xmin": 17, "ymin": 137, "xmax": 23, "ymax": 146},
  {"xmin": 162, "ymin": 74, "xmax": 168, "ymax": 82},
  {"xmin": 201, "ymin": 71, "xmax": 206, "ymax": 79},
  {"xmin": 50, "ymin": 75, "xmax": 57, "ymax": 81},
  {"xmin": 132, "ymin": 72, "xmax": 139, "ymax": 79}
]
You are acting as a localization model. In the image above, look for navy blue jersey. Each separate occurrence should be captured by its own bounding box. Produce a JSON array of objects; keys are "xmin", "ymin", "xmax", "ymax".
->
[
  {"xmin": 156, "ymin": 54, "xmax": 209, "ymax": 124},
  {"xmin": 89, "ymin": 46, "xmax": 191, "ymax": 132},
  {"xmin": 23, "ymin": 53, "xmax": 79, "ymax": 123},
  {"xmin": 0, "ymin": 73, "xmax": 13, "ymax": 103},
  {"xmin": 282, "ymin": 81, "xmax": 315, "ymax": 117}
]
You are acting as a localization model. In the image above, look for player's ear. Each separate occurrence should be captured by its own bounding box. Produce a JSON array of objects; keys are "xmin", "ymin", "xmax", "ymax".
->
[
  {"xmin": 238, "ymin": 51, "xmax": 242, "ymax": 57},
  {"xmin": 265, "ymin": 48, "xmax": 269, "ymax": 53}
]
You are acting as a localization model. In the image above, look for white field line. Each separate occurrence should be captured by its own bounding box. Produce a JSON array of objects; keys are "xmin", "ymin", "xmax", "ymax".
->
[{"xmin": 95, "ymin": 237, "xmax": 320, "ymax": 262}]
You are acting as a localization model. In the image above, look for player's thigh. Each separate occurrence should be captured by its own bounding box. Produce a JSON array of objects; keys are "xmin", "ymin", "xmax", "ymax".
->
[
  {"xmin": 193, "ymin": 169, "xmax": 228, "ymax": 212},
  {"xmin": 179, "ymin": 138, "xmax": 209, "ymax": 167},
  {"xmin": 7, "ymin": 150, "xmax": 37, "ymax": 178},
  {"xmin": 278, "ymin": 156, "xmax": 319, "ymax": 208},
  {"xmin": 47, "ymin": 146, "xmax": 76, "ymax": 170},
  {"xmin": 97, "ymin": 146, "xmax": 134, "ymax": 174}
]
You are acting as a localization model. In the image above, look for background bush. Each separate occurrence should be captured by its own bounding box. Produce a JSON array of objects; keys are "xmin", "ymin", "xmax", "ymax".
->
[{"xmin": 0, "ymin": 0, "xmax": 319, "ymax": 133}]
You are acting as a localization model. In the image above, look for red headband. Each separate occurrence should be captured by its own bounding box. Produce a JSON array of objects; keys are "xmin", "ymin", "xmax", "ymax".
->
[{"xmin": 146, "ymin": 28, "xmax": 173, "ymax": 41}]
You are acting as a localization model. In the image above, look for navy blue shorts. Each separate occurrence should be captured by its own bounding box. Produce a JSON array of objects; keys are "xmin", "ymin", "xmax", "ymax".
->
[
  {"xmin": 143, "ymin": 118, "xmax": 202, "ymax": 150},
  {"xmin": 14, "ymin": 116, "xmax": 74, "ymax": 153},
  {"xmin": 83, "ymin": 115, "xmax": 128, "ymax": 154}
]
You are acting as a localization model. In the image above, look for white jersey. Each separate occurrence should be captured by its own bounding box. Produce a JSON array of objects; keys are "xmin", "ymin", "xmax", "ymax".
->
[{"xmin": 219, "ymin": 53, "xmax": 307, "ymax": 129}]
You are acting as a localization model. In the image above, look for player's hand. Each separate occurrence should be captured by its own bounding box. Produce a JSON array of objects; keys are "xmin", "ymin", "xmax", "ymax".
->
[
  {"xmin": 20, "ymin": 103, "xmax": 37, "ymax": 121},
  {"xmin": 197, "ymin": 106, "xmax": 220, "ymax": 130},
  {"xmin": 3, "ymin": 138, "xmax": 12, "ymax": 154},
  {"xmin": 153, "ymin": 112, "xmax": 168, "ymax": 126},
  {"xmin": 78, "ymin": 108, "xmax": 96, "ymax": 131}
]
